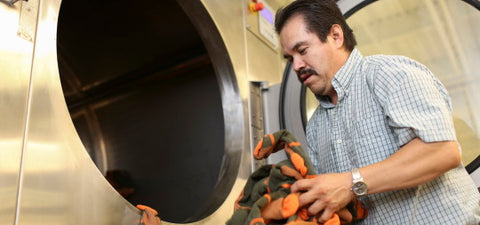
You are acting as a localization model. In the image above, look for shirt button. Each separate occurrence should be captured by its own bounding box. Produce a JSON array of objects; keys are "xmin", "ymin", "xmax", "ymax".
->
[{"xmin": 336, "ymin": 139, "xmax": 342, "ymax": 144}]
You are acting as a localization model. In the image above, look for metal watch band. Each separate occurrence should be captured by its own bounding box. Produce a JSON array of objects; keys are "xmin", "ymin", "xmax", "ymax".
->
[{"xmin": 352, "ymin": 168, "xmax": 363, "ymax": 181}]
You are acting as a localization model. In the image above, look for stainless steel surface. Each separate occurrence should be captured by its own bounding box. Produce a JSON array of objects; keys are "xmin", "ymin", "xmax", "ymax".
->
[
  {"xmin": 14, "ymin": 0, "xmax": 142, "ymax": 224},
  {"xmin": 261, "ymin": 84, "xmax": 288, "ymax": 165},
  {"xmin": 249, "ymin": 81, "xmax": 267, "ymax": 170},
  {"xmin": 0, "ymin": 2, "xmax": 33, "ymax": 225}
]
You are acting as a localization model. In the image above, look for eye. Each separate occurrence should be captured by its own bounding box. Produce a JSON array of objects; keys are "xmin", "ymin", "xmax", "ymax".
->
[{"xmin": 299, "ymin": 48, "xmax": 307, "ymax": 55}]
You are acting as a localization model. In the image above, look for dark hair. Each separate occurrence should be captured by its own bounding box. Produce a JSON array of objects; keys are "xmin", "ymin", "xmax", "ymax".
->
[{"xmin": 275, "ymin": 0, "xmax": 357, "ymax": 51}]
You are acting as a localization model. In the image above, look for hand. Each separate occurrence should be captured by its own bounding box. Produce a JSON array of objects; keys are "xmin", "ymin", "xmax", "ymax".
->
[
  {"xmin": 291, "ymin": 173, "xmax": 353, "ymax": 223},
  {"xmin": 336, "ymin": 208, "xmax": 353, "ymax": 223},
  {"xmin": 136, "ymin": 204, "xmax": 162, "ymax": 225}
]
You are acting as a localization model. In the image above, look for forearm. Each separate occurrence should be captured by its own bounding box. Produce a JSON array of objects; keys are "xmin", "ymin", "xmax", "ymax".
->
[
  {"xmin": 291, "ymin": 138, "xmax": 461, "ymax": 221},
  {"xmin": 358, "ymin": 138, "xmax": 461, "ymax": 194}
]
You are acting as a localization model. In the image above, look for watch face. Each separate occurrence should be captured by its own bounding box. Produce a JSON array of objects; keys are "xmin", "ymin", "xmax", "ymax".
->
[{"xmin": 352, "ymin": 181, "xmax": 367, "ymax": 196}]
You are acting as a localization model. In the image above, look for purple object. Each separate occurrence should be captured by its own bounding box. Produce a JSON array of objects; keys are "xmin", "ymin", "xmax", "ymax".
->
[{"xmin": 260, "ymin": 7, "xmax": 274, "ymax": 25}]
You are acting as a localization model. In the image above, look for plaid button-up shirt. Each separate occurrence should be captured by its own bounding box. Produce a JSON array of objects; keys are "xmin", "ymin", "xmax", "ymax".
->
[{"xmin": 306, "ymin": 49, "xmax": 480, "ymax": 224}]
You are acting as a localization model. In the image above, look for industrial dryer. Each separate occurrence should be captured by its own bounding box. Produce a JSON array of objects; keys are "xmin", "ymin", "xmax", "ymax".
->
[{"xmin": 0, "ymin": 0, "xmax": 479, "ymax": 224}]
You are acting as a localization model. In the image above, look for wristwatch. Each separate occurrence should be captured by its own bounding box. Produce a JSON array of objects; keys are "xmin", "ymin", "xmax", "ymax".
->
[{"xmin": 351, "ymin": 168, "xmax": 368, "ymax": 197}]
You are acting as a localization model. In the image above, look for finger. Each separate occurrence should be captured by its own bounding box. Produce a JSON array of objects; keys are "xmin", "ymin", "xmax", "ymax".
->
[
  {"xmin": 337, "ymin": 208, "xmax": 353, "ymax": 223},
  {"xmin": 322, "ymin": 213, "xmax": 340, "ymax": 225},
  {"xmin": 319, "ymin": 205, "xmax": 336, "ymax": 224},
  {"xmin": 291, "ymin": 179, "xmax": 313, "ymax": 193},
  {"xmin": 154, "ymin": 216, "xmax": 162, "ymax": 225},
  {"xmin": 297, "ymin": 191, "xmax": 319, "ymax": 207},
  {"xmin": 136, "ymin": 205, "xmax": 159, "ymax": 216},
  {"xmin": 143, "ymin": 213, "xmax": 162, "ymax": 225},
  {"xmin": 144, "ymin": 208, "xmax": 158, "ymax": 217},
  {"xmin": 136, "ymin": 204, "xmax": 148, "ymax": 211},
  {"xmin": 307, "ymin": 199, "xmax": 326, "ymax": 215},
  {"xmin": 137, "ymin": 204, "xmax": 162, "ymax": 225}
]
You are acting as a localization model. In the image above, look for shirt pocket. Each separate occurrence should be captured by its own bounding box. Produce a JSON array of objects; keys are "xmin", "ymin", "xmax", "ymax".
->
[{"xmin": 345, "ymin": 105, "xmax": 398, "ymax": 166}]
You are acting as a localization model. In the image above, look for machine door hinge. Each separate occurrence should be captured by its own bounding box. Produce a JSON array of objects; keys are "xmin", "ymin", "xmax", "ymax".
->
[{"xmin": 17, "ymin": 0, "xmax": 39, "ymax": 42}]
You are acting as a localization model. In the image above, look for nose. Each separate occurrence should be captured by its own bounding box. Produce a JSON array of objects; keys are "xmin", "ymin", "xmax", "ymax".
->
[{"xmin": 292, "ymin": 56, "xmax": 305, "ymax": 72}]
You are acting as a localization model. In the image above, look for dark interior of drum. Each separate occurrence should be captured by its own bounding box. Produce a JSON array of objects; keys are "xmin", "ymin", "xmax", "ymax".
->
[{"xmin": 56, "ymin": 0, "xmax": 226, "ymax": 222}]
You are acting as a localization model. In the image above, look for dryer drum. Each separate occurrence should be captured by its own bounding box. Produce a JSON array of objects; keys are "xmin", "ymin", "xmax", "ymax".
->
[
  {"xmin": 1, "ymin": 0, "xmax": 248, "ymax": 224},
  {"xmin": 57, "ymin": 0, "xmax": 243, "ymax": 223}
]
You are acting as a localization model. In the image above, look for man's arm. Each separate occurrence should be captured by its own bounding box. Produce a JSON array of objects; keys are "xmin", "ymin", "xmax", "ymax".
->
[
  {"xmin": 361, "ymin": 138, "xmax": 460, "ymax": 193},
  {"xmin": 291, "ymin": 137, "xmax": 461, "ymax": 223}
]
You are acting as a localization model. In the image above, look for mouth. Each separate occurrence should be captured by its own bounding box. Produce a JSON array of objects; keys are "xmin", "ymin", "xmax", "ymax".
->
[
  {"xmin": 299, "ymin": 74, "xmax": 312, "ymax": 84},
  {"xmin": 297, "ymin": 68, "xmax": 318, "ymax": 84}
]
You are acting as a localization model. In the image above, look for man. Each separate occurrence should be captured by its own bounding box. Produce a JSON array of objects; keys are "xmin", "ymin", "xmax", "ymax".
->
[{"xmin": 275, "ymin": 0, "xmax": 480, "ymax": 224}]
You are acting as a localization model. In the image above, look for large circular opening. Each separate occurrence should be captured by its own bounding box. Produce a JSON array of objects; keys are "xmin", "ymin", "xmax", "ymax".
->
[{"xmin": 56, "ymin": 0, "xmax": 238, "ymax": 222}]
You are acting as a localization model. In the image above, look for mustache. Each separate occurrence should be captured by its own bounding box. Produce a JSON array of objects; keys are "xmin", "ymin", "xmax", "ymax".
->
[{"xmin": 296, "ymin": 68, "xmax": 318, "ymax": 81}]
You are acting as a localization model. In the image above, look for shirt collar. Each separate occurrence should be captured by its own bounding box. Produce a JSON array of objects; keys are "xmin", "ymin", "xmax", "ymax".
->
[{"xmin": 318, "ymin": 48, "xmax": 363, "ymax": 107}]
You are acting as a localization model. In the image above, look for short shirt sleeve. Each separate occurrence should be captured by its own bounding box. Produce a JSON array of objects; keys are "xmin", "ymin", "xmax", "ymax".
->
[{"xmin": 370, "ymin": 56, "xmax": 457, "ymax": 146}]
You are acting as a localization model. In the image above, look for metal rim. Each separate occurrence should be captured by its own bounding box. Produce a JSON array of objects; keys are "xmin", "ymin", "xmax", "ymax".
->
[
  {"xmin": 462, "ymin": 0, "xmax": 480, "ymax": 10},
  {"xmin": 176, "ymin": 0, "xmax": 245, "ymax": 222}
]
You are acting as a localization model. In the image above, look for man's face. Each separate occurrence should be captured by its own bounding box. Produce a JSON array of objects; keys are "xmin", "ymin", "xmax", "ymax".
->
[{"xmin": 280, "ymin": 15, "xmax": 337, "ymax": 96}]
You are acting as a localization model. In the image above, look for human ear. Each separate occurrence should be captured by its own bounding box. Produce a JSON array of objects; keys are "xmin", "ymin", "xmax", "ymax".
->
[{"xmin": 329, "ymin": 24, "xmax": 344, "ymax": 48}]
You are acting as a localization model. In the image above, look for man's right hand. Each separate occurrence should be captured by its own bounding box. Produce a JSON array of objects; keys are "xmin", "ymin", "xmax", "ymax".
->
[{"xmin": 136, "ymin": 204, "xmax": 162, "ymax": 225}]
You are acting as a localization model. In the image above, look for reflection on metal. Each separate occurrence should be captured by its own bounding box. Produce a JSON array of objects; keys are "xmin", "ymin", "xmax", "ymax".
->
[
  {"xmin": 0, "ymin": 2, "xmax": 32, "ymax": 225},
  {"xmin": 69, "ymin": 109, "xmax": 108, "ymax": 174},
  {"xmin": 11, "ymin": 0, "xmax": 142, "ymax": 223}
]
